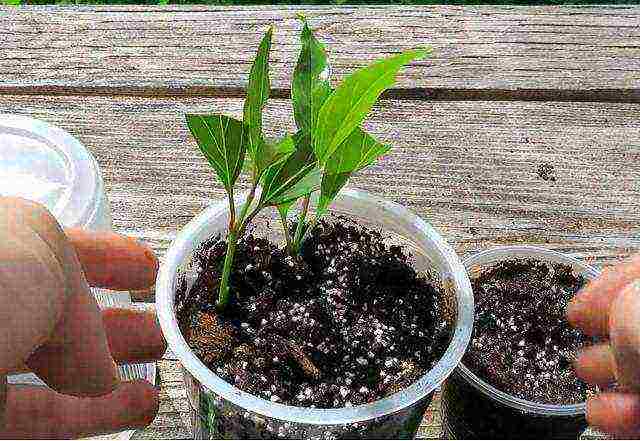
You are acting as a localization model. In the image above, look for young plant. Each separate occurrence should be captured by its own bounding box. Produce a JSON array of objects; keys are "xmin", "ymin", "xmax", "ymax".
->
[{"xmin": 186, "ymin": 19, "xmax": 430, "ymax": 311}]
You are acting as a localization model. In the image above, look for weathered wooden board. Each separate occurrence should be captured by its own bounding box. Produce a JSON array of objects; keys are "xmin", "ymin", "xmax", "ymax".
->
[
  {"xmin": 1, "ymin": 5, "xmax": 640, "ymax": 100},
  {"xmin": 1, "ymin": 94, "xmax": 638, "ymax": 269}
]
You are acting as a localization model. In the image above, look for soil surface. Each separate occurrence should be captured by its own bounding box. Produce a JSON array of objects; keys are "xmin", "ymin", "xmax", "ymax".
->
[
  {"xmin": 463, "ymin": 258, "xmax": 597, "ymax": 405},
  {"xmin": 176, "ymin": 219, "xmax": 451, "ymax": 408}
]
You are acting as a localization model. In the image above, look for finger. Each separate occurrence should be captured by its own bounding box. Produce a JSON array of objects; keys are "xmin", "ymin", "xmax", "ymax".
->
[
  {"xmin": 574, "ymin": 343, "xmax": 617, "ymax": 387},
  {"xmin": 10, "ymin": 307, "xmax": 166, "ymax": 375},
  {"xmin": 0, "ymin": 198, "xmax": 118, "ymax": 396},
  {"xmin": 0, "ymin": 380, "xmax": 158, "ymax": 439},
  {"xmin": 610, "ymin": 281, "xmax": 640, "ymax": 392},
  {"xmin": 587, "ymin": 392, "xmax": 640, "ymax": 438},
  {"xmin": 25, "ymin": 283, "xmax": 119, "ymax": 397},
  {"xmin": 102, "ymin": 307, "xmax": 167, "ymax": 364},
  {"xmin": 4, "ymin": 198, "xmax": 158, "ymax": 293},
  {"xmin": 567, "ymin": 254, "xmax": 640, "ymax": 337},
  {"xmin": 64, "ymin": 228, "xmax": 158, "ymax": 292}
]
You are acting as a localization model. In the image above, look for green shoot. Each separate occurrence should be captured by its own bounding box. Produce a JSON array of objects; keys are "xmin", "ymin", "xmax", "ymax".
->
[{"xmin": 186, "ymin": 19, "xmax": 430, "ymax": 311}]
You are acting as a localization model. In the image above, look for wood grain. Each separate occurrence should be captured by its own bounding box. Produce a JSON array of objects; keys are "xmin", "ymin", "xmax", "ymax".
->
[
  {"xmin": 2, "ymin": 5, "xmax": 640, "ymax": 100},
  {"xmin": 2, "ymin": 94, "xmax": 638, "ymax": 269}
]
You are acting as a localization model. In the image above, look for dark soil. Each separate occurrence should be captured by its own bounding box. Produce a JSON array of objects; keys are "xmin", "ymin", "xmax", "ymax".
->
[
  {"xmin": 463, "ymin": 258, "xmax": 597, "ymax": 405},
  {"xmin": 176, "ymin": 218, "xmax": 451, "ymax": 408}
]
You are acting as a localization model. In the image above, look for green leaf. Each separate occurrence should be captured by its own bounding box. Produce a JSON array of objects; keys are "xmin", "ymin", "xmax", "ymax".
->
[
  {"xmin": 276, "ymin": 200, "xmax": 295, "ymax": 220},
  {"xmin": 243, "ymin": 27, "xmax": 273, "ymax": 171},
  {"xmin": 259, "ymin": 135, "xmax": 317, "ymax": 207},
  {"xmin": 245, "ymin": 134, "xmax": 296, "ymax": 176},
  {"xmin": 317, "ymin": 172, "xmax": 350, "ymax": 216},
  {"xmin": 186, "ymin": 114, "xmax": 247, "ymax": 191},
  {"xmin": 270, "ymin": 167, "xmax": 322, "ymax": 206},
  {"xmin": 325, "ymin": 128, "xmax": 390, "ymax": 174},
  {"xmin": 313, "ymin": 48, "xmax": 430, "ymax": 164},
  {"xmin": 292, "ymin": 18, "xmax": 332, "ymax": 134},
  {"xmin": 267, "ymin": 131, "xmax": 321, "ymax": 206},
  {"xmin": 317, "ymin": 129, "xmax": 390, "ymax": 216},
  {"xmin": 260, "ymin": 134, "xmax": 295, "ymax": 171}
]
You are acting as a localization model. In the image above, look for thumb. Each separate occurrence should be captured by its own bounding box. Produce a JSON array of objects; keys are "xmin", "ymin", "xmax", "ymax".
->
[{"xmin": 0, "ymin": 380, "xmax": 158, "ymax": 439}]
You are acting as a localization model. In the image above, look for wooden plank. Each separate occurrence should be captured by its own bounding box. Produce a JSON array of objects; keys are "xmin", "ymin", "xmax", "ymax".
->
[
  {"xmin": 1, "ymin": 5, "xmax": 639, "ymax": 100},
  {"xmin": 2, "ymin": 94, "xmax": 638, "ymax": 270}
]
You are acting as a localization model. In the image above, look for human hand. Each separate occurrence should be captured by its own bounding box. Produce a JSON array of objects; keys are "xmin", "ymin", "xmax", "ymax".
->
[
  {"xmin": 0, "ymin": 197, "xmax": 166, "ymax": 439},
  {"xmin": 567, "ymin": 255, "xmax": 640, "ymax": 438}
]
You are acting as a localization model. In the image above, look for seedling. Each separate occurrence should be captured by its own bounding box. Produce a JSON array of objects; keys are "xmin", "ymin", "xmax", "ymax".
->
[{"xmin": 186, "ymin": 18, "xmax": 430, "ymax": 310}]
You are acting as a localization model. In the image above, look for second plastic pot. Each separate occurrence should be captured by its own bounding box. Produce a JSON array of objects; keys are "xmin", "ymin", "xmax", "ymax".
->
[
  {"xmin": 441, "ymin": 245, "xmax": 601, "ymax": 439},
  {"xmin": 156, "ymin": 188, "xmax": 474, "ymax": 439}
]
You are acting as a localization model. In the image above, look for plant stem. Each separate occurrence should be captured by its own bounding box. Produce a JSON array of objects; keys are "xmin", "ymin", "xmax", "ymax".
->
[
  {"xmin": 279, "ymin": 209, "xmax": 294, "ymax": 255},
  {"xmin": 217, "ymin": 230, "xmax": 238, "ymax": 311},
  {"xmin": 218, "ymin": 181, "xmax": 257, "ymax": 312},
  {"xmin": 238, "ymin": 180, "xmax": 258, "ymax": 223},
  {"xmin": 227, "ymin": 188, "xmax": 236, "ymax": 232},
  {"xmin": 298, "ymin": 212, "xmax": 320, "ymax": 248},
  {"xmin": 292, "ymin": 195, "xmax": 311, "ymax": 254},
  {"xmin": 238, "ymin": 204, "xmax": 262, "ymax": 237}
]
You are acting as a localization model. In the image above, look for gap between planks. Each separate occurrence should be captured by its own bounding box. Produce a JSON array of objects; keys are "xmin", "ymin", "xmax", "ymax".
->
[
  {"xmin": 2, "ymin": 86, "xmax": 640, "ymax": 104},
  {"xmin": 2, "ymin": 5, "xmax": 639, "ymax": 102}
]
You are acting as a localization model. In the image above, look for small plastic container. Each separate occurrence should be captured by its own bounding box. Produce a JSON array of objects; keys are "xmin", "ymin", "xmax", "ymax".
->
[
  {"xmin": 156, "ymin": 188, "xmax": 475, "ymax": 439},
  {"xmin": 0, "ymin": 113, "xmax": 112, "ymax": 230},
  {"xmin": 440, "ymin": 245, "xmax": 601, "ymax": 439},
  {"xmin": 0, "ymin": 114, "xmax": 155, "ymax": 439}
]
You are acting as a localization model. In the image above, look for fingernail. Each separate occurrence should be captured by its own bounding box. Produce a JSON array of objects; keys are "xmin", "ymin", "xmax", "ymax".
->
[
  {"xmin": 147, "ymin": 308, "xmax": 167, "ymax": 359},
  {"xmin": 572, "ymin": 347, "xmax": 593, "ymax": 381},
  {"xmin": 570, "ymin": 348, "xmax": 582, "ymax": 366},
  {"xmin": 113, "ymin": 360, "xmax": 122, "ymax": 383}
]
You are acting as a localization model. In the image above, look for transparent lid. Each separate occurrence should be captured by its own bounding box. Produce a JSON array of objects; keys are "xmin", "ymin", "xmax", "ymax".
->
[{"xmin": 0, "ymin": 114, "xmax": 101, "ymax": 228}]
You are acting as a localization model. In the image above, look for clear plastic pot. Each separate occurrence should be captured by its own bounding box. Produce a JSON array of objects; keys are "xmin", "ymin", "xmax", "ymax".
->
[
  {"xmin": 156, "ymin": 188, "xmax": 474, "ymax": 439},
  {"xmin": 0, "ymin": 114, "xmax": 155, "ymax": 439},
  {"xmin": 441, "ymin": 245, "xmax": 601, "ymax": 439}
]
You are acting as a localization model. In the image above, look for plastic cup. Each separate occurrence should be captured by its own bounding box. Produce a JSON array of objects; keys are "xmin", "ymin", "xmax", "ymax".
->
[
  {"xmin": 156, "ymin": 188, "xmax": 475, "ymax": 439},
  {"xmin": 441, "ymin": 245, "xmax": 601, "ymax": 439},
  {"xmin": 0, "ymin": 114, "xmax": 155, "ymax": 439}
]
